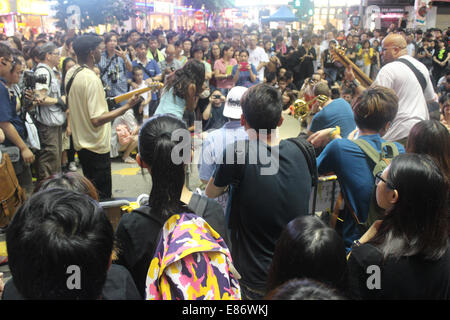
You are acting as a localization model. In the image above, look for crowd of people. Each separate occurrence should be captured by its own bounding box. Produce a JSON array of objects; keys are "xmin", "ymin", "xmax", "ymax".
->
[{"xmin": 0, "ymin": 21, "xmax": 449, "ymax": 300}]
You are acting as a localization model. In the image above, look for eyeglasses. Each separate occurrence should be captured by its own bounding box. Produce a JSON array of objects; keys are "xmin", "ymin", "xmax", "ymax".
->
[{"xmin": 375, "ymin": 171, "xmax": 395, "ymax": 189}]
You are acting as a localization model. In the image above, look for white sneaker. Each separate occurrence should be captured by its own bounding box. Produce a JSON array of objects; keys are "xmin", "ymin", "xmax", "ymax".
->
[{"xmin": 68, "ymin": 162, "xmax": 77, "ymax": 172}]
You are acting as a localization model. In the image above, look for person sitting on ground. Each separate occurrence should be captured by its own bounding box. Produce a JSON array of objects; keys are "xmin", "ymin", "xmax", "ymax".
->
[
  {"xmin": 266, "ymin": 216, "xmax": 349, "ymax": 297},
  {"xmin": 347, "ymin": 153, "xmax": 450, "ymax": 299},
  {"xmin": 3, "ymin": 188, "xmax": 141, "ymax": 300},
  {"xmin": 201, "ymin": 89, "xmax": 228, "ymax": 132},
  {"xmin": 232, "ymin": 50, "xmax": 259, "ymax": 88},
  {"xmin": 306, "ymin": 82, "xmax": 356, "ymax": 139},
  {"xmin": 110, "ymin": 108, "xmax": 139, "ymax": 164},
  {"xmin": 114, "ymin": 114, "xmax": 231, "ymax": 299},
  {"xmin": 307, "ymin": 86, "xmax": 405, "ymax": 251}
]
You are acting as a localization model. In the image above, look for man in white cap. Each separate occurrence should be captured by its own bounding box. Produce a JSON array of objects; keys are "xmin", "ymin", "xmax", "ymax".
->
[{"xmin": 198, "ymin": 86, "xmax": 248, "ymax": 186}]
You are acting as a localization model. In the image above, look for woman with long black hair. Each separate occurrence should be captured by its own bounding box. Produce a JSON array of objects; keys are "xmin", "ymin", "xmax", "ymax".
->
[
  {"xmin": 114, "ymin": 114, "xmax": 231, "ymax": 299},
  {"xmin": 347, "ymin": 153, "xmax": 450, "ymax": 299},
  {"xmin": 154, "ymin": 59, "xmax": 205, "ymax": 120}
]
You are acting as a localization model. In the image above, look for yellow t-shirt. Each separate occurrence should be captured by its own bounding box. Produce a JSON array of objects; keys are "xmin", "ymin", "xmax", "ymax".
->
[{"xmin": 65, "ymin": 65, "xmax": 111, "ymax": 154}]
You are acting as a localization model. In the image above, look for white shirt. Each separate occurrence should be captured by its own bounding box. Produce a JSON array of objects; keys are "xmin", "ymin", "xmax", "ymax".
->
[
  {"xmin": 373, "ymin": 55, "xmax": 435, "ymax": 141},
  {"xmin": 406, "ymin": 43, "xmax": 415, "ymax": 56},
  {"xmin": 248, "ymin": 46, "xmax": 269, "ymax": 82}
]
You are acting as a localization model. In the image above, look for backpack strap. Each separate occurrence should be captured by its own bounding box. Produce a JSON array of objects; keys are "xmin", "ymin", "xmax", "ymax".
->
[
  {"xmin": 397, "ymin": 58, "xmax": 427, "ymax": 93},
  {"xmin": 287, "ymin": 135, "xmax": 318, "ymax": 187},
  {"xmin": 189, "ymin": 193, "xmax": 208, "ymax": 217},
  {"xmin": 353, "ymin": 139, "xmax": 380, "ymax": 165},
  {"xmin": 65, "ymin": 66, "xmax": 85, "ymax": 109}
]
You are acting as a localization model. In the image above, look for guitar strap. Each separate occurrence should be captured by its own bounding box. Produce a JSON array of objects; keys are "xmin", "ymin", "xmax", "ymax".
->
[{"xmin": 397, "ymin": 58, "xmax": 427, "ymax": 93}]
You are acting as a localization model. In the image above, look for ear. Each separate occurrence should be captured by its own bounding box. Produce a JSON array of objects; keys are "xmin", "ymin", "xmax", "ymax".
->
[
  {"xmin": 136, "ymin": 154, "xmax": 148, "ymax": 169},
  {"xmin": 277, "ymin": 114, "xmax": 284, "ymax": 128},
  {"xmin": 390, "ymin": 189, "xmax": 399, "ymax": 204},
  {"xmin": 240, "ymin": 113, "xmax": 246, "ymax": 127}
]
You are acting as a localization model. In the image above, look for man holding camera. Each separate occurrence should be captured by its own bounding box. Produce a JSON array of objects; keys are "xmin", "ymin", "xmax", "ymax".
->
[
  {"xmin": 99, "ymin": 33, "xmax": 133, "ymax": 110},
  {"xmin": 32, "ymin": 42, "xmax": 66, "ymax": 182},
  {"xmin": 0, "ymin": 43, "xmax": 34, "ymax": 195}
]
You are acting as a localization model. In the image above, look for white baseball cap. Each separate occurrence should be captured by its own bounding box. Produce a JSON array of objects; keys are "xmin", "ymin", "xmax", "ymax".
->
[{"xmin": 223, "ymin": 86, "xmax": 248, "ymax": 119}]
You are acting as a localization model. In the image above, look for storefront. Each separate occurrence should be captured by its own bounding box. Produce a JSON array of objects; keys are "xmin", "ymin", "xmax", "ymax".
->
[
  {"xmin": 0, "ymin": 0, "xmax": 55, "ymax": 37},
  {"xmin": 312, "ymin": 0, "xmax": 362, "ymax": 31},
  {"xmin": 133, "ymin": 0, "xmax": 202, "ymax": 32}
]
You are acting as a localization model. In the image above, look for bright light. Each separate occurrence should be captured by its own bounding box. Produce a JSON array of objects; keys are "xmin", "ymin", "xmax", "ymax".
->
[{"xmin": 314, "ymin": 0, "xmax": 361, "ymax": 7}]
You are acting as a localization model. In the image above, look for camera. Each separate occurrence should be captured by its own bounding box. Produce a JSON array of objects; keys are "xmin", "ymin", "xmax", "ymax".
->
[
  {"xmin": 23, "ymin": 70, "xmax": 47, "ymax": 91},
  {"xmin": 21, "ymin": 70, "xmax": 47, "ymax": 112},
  {"xmin": 108, "ymin": 70, "xmax": 118, "ymax": 84},
  {"xmin": 212, "ymin": 95, "xmax": 221, "ymax": 99}
]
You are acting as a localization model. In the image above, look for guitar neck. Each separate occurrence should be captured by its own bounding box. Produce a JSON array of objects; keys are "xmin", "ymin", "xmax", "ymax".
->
[
  {"xmin": 332, "ymin": 49, "xmax": 373, "ymax": 87},
  {"xmin": 112, "ymin": 83, "xmax": 163, "ymax": 104}
]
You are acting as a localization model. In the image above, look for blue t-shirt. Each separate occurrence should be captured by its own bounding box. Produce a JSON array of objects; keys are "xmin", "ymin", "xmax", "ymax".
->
[
  {"xmin": 232, "ymin": 64, "xmax": 259, "ymax": 88},
  {"xmin": 317, "ymin": 134, "xmax": 405, "ymax": 251},
  {"xmin": 0, "ymin": 79, "xmax": 26, "ymax": 146},
  {"xmin": 129, "ymin": 59, "xmax": 161, "ymax": 101},
  {"xmin": 154, "ymin": 87, "xmax": 186, "ymax": 119},
  {"xmin": 309, "ymin": 98, "xmax": 356, "ymax": 138}
]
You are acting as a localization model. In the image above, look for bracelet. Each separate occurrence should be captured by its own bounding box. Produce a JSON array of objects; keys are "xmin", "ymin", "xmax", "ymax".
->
[{"xmin": 329, "ymin": 126, "xmax": 341, "ymax": 140}]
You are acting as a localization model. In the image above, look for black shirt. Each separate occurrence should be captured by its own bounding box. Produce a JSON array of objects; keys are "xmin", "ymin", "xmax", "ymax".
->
[
  {"xmin": 213, "ymin": 139, "xmax": 312, "ymax": 290},
  {"xmin": 203, "ymin": 103, "xmax": 228, "ymax": 131},
  {"xmin": 348, "ymin": 243, "xmax": 450, "ymax": 299},
  {"xmin": 114, "ymin": 194, "xmax": 228, "ymax": 299},
  {"xmin": 2, "ymin": 264, "xmax": 141, "ymax": 300}
]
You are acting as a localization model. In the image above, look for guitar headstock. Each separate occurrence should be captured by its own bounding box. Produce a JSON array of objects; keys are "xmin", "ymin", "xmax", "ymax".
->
[{"xmin": 333, "ymin": 47, "xmax": 346, "ymax": 57}]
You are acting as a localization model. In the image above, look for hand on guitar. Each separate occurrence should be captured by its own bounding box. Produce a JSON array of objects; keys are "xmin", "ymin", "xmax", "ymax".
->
[{"xmin": 344, "ymin": 65, "xmax": 356, "ymax": 82}]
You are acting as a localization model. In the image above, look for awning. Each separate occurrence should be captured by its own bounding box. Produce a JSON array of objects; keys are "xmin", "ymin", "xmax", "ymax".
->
[{"xmin": 261, "ymin": 6, "xmax": 299, "ymax": 23}]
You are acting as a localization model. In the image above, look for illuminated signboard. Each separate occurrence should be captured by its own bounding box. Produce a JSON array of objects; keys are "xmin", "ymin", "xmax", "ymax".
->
[
  {"xmin": 17, "ymin": 0, "xmax": 49, "ymax": 15},
  {"xmin": 0, "ymin": 0, "xmax": 10, "ymax": 14},
  {"xmin": 154, "ymin": 1, "xmax": 174, "ymax": 14}
]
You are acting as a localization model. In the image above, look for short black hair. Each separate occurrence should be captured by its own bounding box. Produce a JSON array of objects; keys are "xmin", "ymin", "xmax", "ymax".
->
[
  {"xmin": 72, "ymin": 35, "xmax": 103, "ymax": 62},
  {"xmin": 353, "ymin": 86, "xmax": 398, "ymax": 132},
  {"xmin": 241, "ymin": 83, "xmax": 282, "ymax": 131},
  {"xmin": 0, "ymin": 42, "xmax": 13, "ymax": 59},
  {"xmin": 37, "ymin": 42, "xmax": 58, "ymax": 61},
  {"xmin": 6, "ymin": 188, "xmax": 114, "ymax": 299}
]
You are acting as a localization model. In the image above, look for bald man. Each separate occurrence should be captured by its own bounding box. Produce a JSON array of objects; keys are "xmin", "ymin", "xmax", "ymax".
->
[{"xmin": 347, "ymin": 33, "xmax": 436, "ymax": 145}]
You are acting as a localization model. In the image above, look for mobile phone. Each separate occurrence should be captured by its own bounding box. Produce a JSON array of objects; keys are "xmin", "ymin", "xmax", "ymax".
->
[{"xmin": 239, "ymin": 62, "xmax": 249, "ymax": 71}]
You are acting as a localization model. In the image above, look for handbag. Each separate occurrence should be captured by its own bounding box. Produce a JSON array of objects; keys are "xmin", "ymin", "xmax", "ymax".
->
[
  {"xmin": 0, "ymin": 153, "xmax": 25, "ymax": 228},
  {"xmin": 24, "ymin": 112, "xmax": 40, "ymax": 150}
]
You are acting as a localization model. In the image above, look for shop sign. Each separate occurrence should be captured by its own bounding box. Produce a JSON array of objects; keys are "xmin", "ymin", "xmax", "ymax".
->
[
  {"xmin": 195, "ymin": 11, "xmax": 203, "ymax": 20},
  {"xmin": 380, "ymin": 7, "xmax": 405, "ymax": 14},
  {"xmin": 17, "ymin": 0, "xmax": 49, "ymax": 15},
  {"xmin": 0, "ymin": 0, "xmax": 10, "ymax": 14}
]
